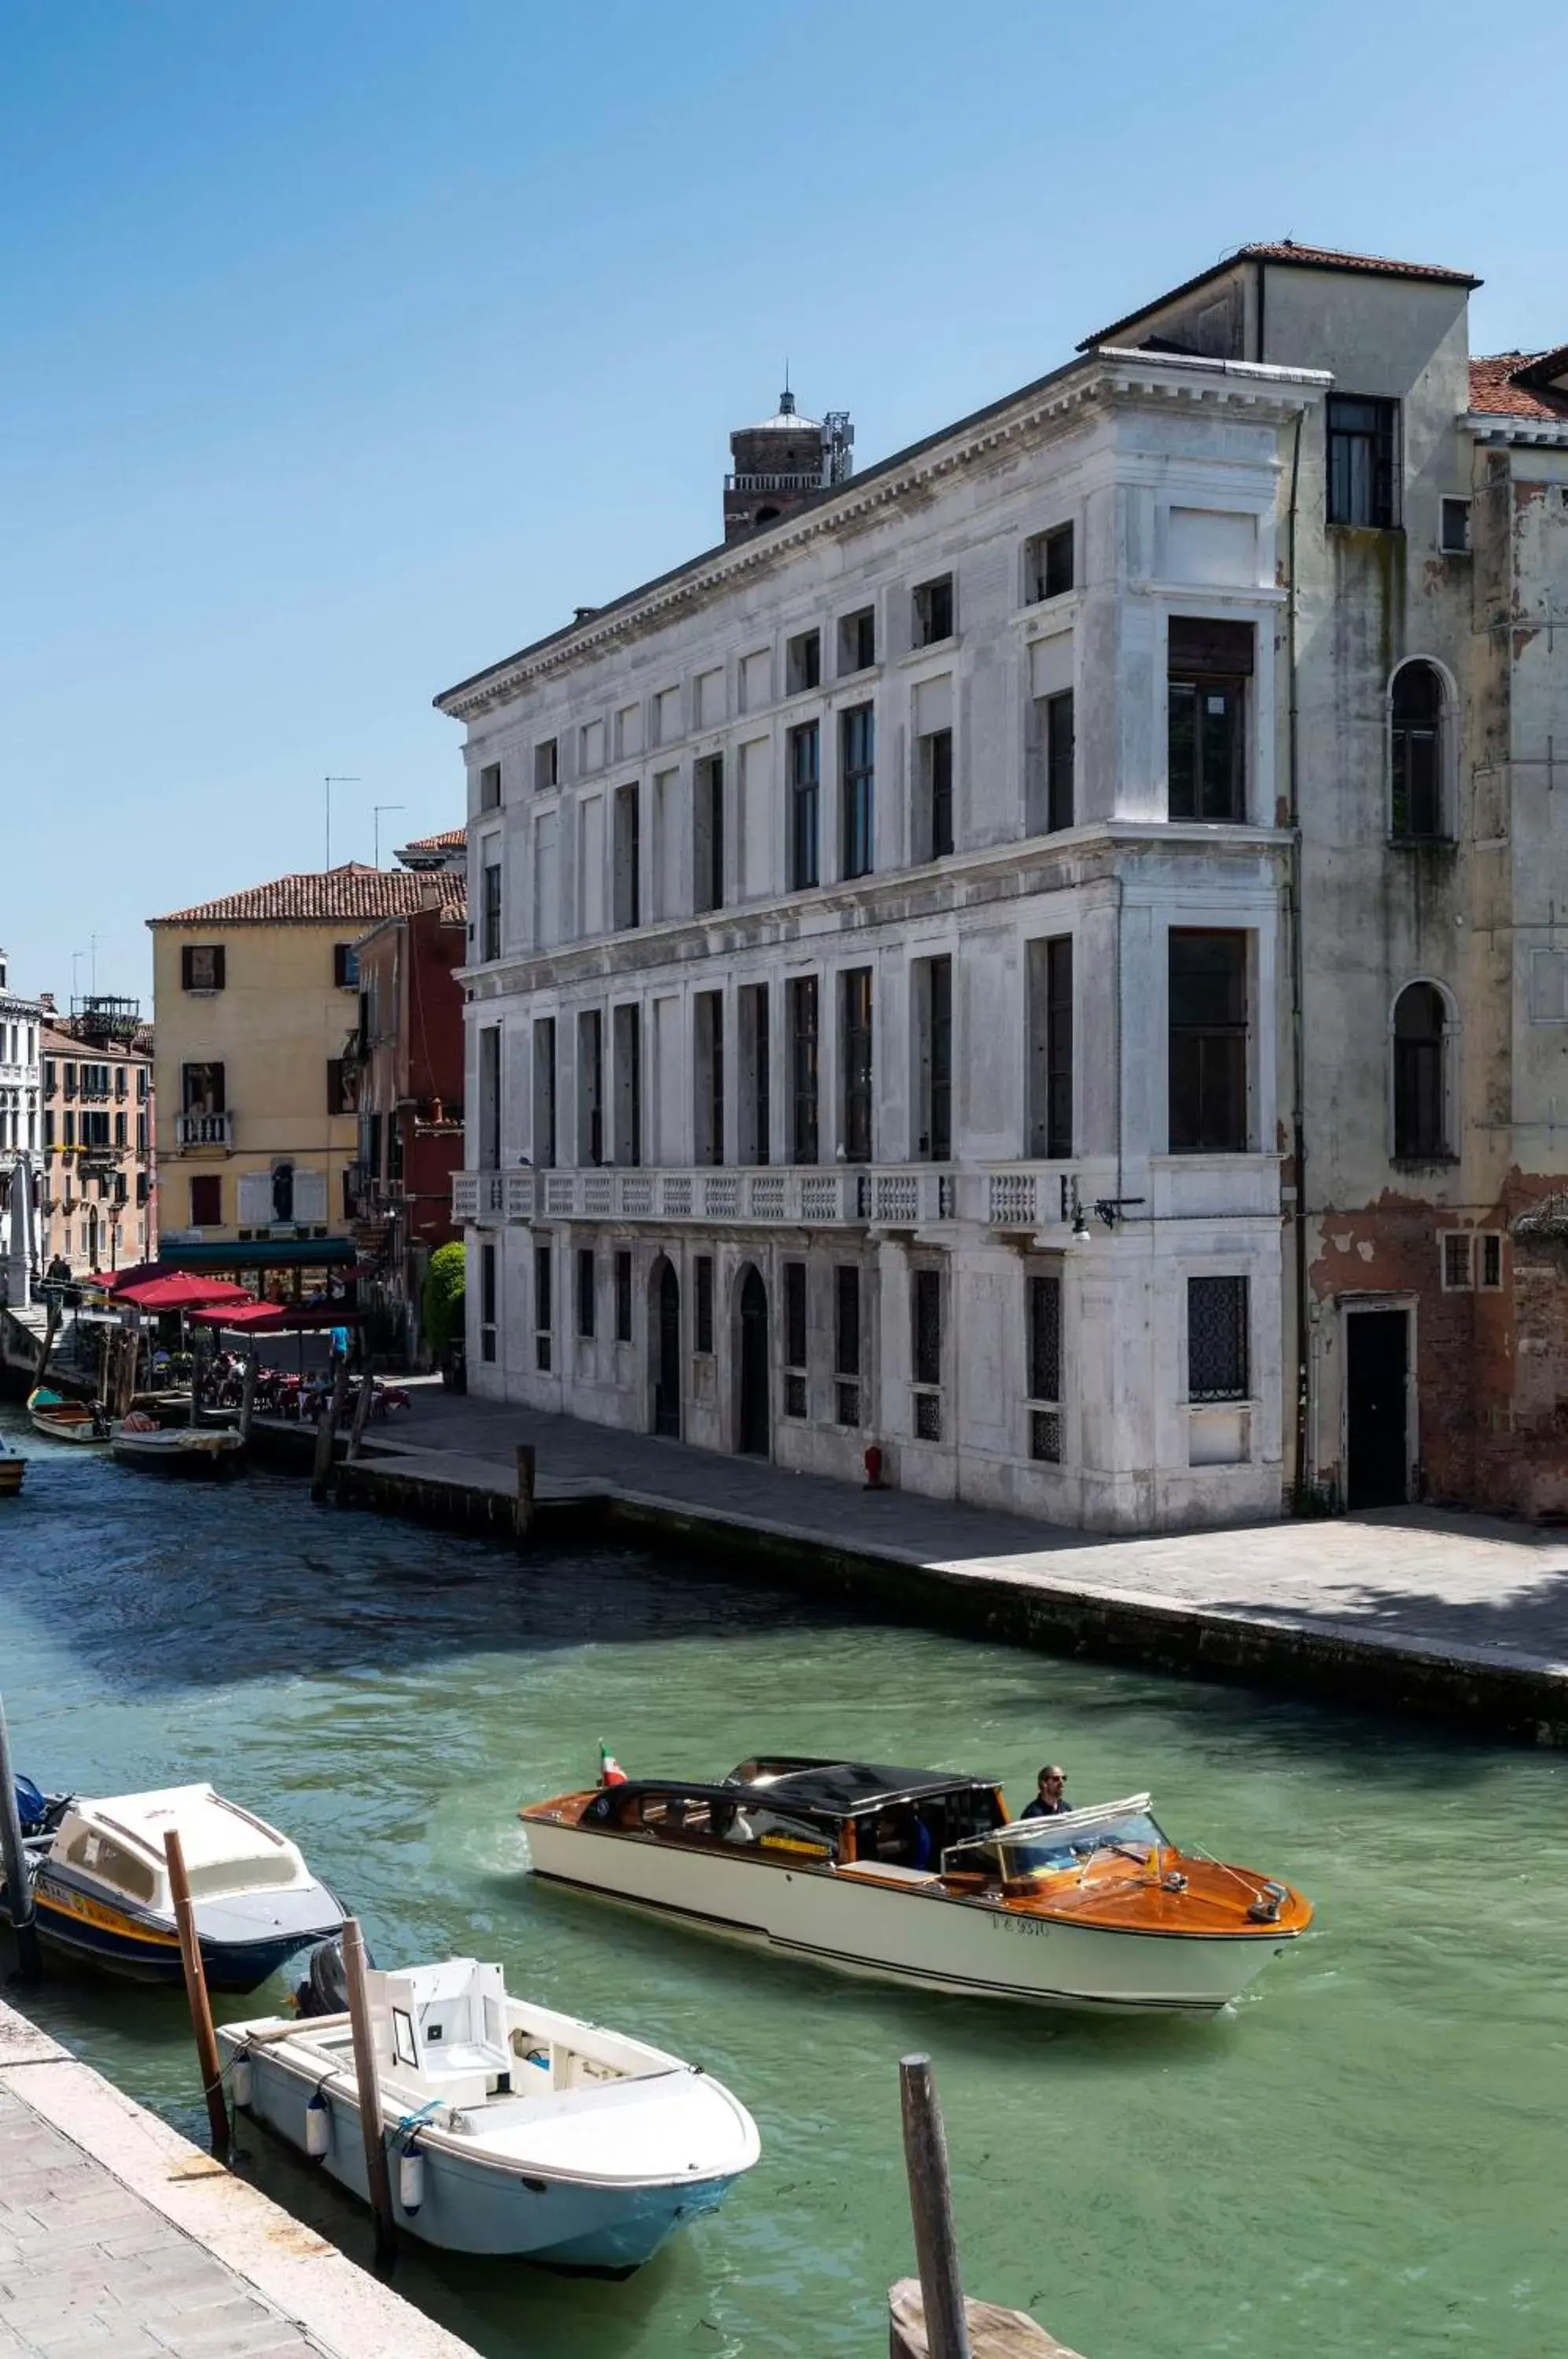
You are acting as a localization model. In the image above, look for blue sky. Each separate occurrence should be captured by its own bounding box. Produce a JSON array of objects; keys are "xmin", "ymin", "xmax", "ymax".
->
[{"xmin": 2, "ymin": 0, "xmax": 1560, "ymax": 1003}]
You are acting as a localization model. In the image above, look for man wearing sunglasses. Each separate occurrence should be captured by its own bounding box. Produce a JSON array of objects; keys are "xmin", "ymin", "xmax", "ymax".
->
[{"xmin": 1020, "ymin": 1765, "xmax": 1073, "ymax": 1820}]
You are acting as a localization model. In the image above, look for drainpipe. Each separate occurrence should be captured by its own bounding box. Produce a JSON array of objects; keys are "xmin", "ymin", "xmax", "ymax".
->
[{"xmin": 1286, "ymin": 407, "xmax": 1309, "ymax": 1508}]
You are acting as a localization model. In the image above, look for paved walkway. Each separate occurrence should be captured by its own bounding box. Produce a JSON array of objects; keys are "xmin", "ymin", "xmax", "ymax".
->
[
  {"xmin": 0, "ymin": 2006, "xmax": 474, "ymax": 2359},
  {"xmin": 366, "ymin": 1385, "xmax": 1568, "ymax": 1676}
]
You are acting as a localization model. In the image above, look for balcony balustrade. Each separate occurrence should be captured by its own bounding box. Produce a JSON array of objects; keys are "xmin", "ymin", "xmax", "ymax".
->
[{"xmin": 175, "ymin": 1110, "xmax": 234, "ymax": 1150}]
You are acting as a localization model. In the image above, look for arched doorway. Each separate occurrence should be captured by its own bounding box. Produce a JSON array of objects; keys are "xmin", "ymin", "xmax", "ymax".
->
[
  {"xmin": 738, "ymin": 1264, "xmax": 770, "ymax": 1456},
  {"xmin": 651, "ymin": 1257, "xmax": 681, "ymax": 1437}
]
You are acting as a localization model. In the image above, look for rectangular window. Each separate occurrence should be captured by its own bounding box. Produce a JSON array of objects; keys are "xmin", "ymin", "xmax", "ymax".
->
[
  {"xmin": 783, "ymin": 1260, "xmax": 808, "ymax": 1417},
  {"xmin": 181, "ymin": 944, "xmax": 225, "ymax": 992},
  {"xmin": 136, "ymin": 1113, "xmax": 148, "ymax": 1154},
  {"xmin": 915, "ymin": 955, "xmax": 952, "ymax": 1161},
  {"xmin": 913, "ymin": 575, "xmax": 955, "ymax": 647},
  {"xmin": 1168, "ymin": 620, "xmax": 1253, "ymax": 823},
  {"xmin": 839, "ymin": 968, "xmax": 874, "ymax": 1163},
  {"xmin": 840, "ymin": 705, "xmax": 874, "ymax": 879},
  {"xmin": 1040, "ymin": 690, "xmax": 1075, "ymax": 833},
  {"xmin": 786, "ymin": 628, "xmax": 822, "ymax": 695},
  {"xmin": 740, "ymin": 983, "xmax": 771, "ymax": 1165},
  {"xmin": 920, "ymin": 728, "xmax": 953, "ymax": 859},
  {"xmin": 1327, "ymin": 394, "xmax": 1397, "ymax": 529},
  {"xmin": 64, "ymin": 1110, "xmax": 75, "ymax": 1146},
  {"xmin": 838, "ymin": 606, "xmax": 876, "ymax": 674},
  {"xmin": 613, "ymin": 785, "xmax": 641, "ymax": 929},
  {"xmin": 788, "ymin": 723, "xmax": 820, "ymax": 889},
  {"xmin": 478, "ymin": 1025, "xmax": 502, "ymax": 1169},
  {"xmin": 1025, "ymin": 523, "xmax": 1075, "ymax": 604},
  {"xmin": 614, "ymin": 1249, "xmax": 633, "ymax": 1341},
  {"xmin": 479, "ymin": 761, "xmax": 502, "ymax": 811},
  {"xmin": 534, "ymin": 1243, "xmax": 553, "ymax": 1371},
  {"xmin": 190, "ymin": 1174, "xmax": 222, "ymax": 1227},
  {"xmin": 182, "ymin": 1060, "xmax": 226, "ymax": 1114},
  {"xmin": 138, "ymin": 1065, "xmax": 148, "ymax": 1101},
  {"xmin": 1027, "ymin": 1272, "xmax": 1062, "ymax": 1463},
  {"xmin": 694, "ymin": 990, "xmax": 725, "ymax": 1166},
  {"xmin": 613, "ymin": 1003, "xmax": 642, "ymax": 1166},
  {"xmin": 1187, "ymin": 1275, "xmax": 1249, "ymax": 1401},
  {"xmin": 576, "ymin": 1246, "xmax": 596, "ymax": 1339},
  {"xmin": 694, "ymin": 1255, "xmax": 714, "ymax": 1354},
  {"xmin": 533, "ymin": 1018, "xmax": 557, "ymax": 1169},
  {"xmin": 577, "ymin": 1009, "xmax": 603, "ymax": 1166},
  {"xmin": 789, "ymin": 975, "xmax": 819, "ymax": 1163},
  {"xmin": 482, "ymin": 860, "xmax": 502, "ymax": 961},
  {"xmin": 834, "ymin": 1263, "xmax": 861, "ymax": 1429},
  {"xmin": 1480, "ymin": 1232, "xmax": 1504, "ymax": 1290},
  {"xmin": 1027, "ymin": 937, "xmax": 1073, "ymax": 1158},
  {"xmin": 1440, "ymin": 1231, "xmax": 1474, "ymax": 1292},
  {"xmin": 694, "ymin": 756, "xmax": 724, "ymax": 913},
  {"xmin": 326, "ymin": 1058, "xmax": 358, "ymax": 1117},
  {"xmin": 114, "ymin": 1066, "xmax": 127, "ymax": 1099},
  {"xmin": 912, "ymin": 1267, "xmax": 942, "ymax": 1439},
  {"xmin": 1440, "ymin": 496, "xmax": 1471, "ymax": 556},
  {"xmin": 333, "ymin": 943, "xmax": 360, "ymax": 990},
  {"xmin": 1169, "ymin": 932, "xmax": 1248, "ymax": 1153},
  {"xmin": 480, "ymin": 1243, "xmax": 498, "ymax": 1362},
  {"xmin": 534, "ymin": 738, "xmax": 558, "ymax": 792}
]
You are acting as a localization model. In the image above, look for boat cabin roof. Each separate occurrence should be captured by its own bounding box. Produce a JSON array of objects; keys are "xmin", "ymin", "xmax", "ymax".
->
[
  {"xmin": 598, "ymin": 1760, "xmax": 998, "ymax": 1823},
  {"xmin": 55, "ymin": 1785, "xmax": 310, "ymax": 1904}
]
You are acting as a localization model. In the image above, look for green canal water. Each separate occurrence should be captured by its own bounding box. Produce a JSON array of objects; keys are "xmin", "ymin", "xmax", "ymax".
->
[{"xmin": 1, "ymin": 1404, "xmax": 1564, "ymax": 2359}]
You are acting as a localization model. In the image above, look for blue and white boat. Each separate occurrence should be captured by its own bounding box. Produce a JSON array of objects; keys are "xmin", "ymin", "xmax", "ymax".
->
[
  {"xmin": 2, "ymin": 1783, "xmax": 344, "ymax": 1990},
  {"xmin": 219, "ymin": 1955, "xmax": 760, "ymax": 2273}
]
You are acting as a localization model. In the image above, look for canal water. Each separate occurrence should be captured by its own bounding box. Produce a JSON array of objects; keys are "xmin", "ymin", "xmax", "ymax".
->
[{"xmin": 1, "ymin": 1405, "xmax": 1563, "ymax": 2359}]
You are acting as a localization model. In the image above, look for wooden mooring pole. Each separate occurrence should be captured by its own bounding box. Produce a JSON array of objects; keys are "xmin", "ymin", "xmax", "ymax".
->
[
  {"xmin": 893, "ymin": 2054, "xmax": 1080, "ymax": 2359},
  {"xmin": 237, "ymin": 1347, "xmax": 259, "ymax": 1442},
  {"xmin": 164, "ymin": 1829, "xmax": 229, "ymax": 2160},
  {"xmin": 344, "ymin": 1339, "xmax": 376, "ymax": 1464},
  {"xmin": 515, "ymin": 1443, "xmax": 536, "ymax": 1548},
  {"xmin": 340, "ymin": 1916, "xmax": 397, "ymax": 2274},
  {"xmin": 311, "ymin": 1352, "xmax": 352, "ymax": 1503},
  {"xmin": 0, "ymin": 1696, "xmax": 42, "ymax": 1985}
]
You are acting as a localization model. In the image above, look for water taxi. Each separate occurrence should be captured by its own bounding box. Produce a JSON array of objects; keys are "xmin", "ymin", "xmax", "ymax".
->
[
  {"xmin": 2, "ymin": 1783, "xmax": 345, "ymax": 1989},
  {"xmin": 520, "ymin": 1757, "xmax": 1312, "ymax": 2014},
  {"xmin": 220, "ymin": 1953, "xmax": 759, "ymax": 2273}
]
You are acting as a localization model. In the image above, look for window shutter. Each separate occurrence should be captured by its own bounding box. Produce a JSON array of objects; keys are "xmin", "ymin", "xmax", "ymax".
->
[
  {"xmin": 180, "ymin": 947, "xmax": 193, "ymax": 990},
  {"xmin": 1168, "ymin": 618, "xmax": 1255, "ymax": 677}
]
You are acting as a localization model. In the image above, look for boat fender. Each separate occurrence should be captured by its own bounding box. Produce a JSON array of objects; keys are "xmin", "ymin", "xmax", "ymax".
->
[
  {"xmin": 230, "ymin": 2052, "xmax": 254, "ymax": 2109},
  {"xmin": 398, "ymin": 2144, "xmax": 425, "ymax": 2216},
  {"xmin": 304, "ymin": 2091, "xmax": 332, "ymax": 2159}
]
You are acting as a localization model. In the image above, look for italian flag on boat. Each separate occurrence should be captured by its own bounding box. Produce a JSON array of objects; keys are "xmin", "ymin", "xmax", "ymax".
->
[{"xmin": 599, "ymin": 1743, "xmax": 627, "ymax": 1787}]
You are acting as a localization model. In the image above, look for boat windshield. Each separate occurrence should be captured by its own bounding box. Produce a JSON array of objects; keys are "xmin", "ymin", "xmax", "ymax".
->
[{"xmin": 943, "ymin": 1794, "xmax": 1169, "ymax": 1880}]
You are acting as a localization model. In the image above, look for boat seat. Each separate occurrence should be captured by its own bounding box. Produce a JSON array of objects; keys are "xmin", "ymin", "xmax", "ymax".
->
[{"xmin": 835, "ymin": 1862, "xmax": 942, "ymax": 1888}]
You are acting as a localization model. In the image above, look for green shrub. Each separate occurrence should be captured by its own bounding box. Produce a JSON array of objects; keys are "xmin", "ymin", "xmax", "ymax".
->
[{"xmin": 422, "ymin": 1241, "xmax": 466, "ymax": 1358}]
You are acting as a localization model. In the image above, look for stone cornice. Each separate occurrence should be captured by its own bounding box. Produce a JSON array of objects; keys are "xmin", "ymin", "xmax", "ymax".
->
[
  {"xmin": 436, "ymin": 354, "xmax": 1329, "ymax": 725},
  {"xmin": 458, "ymin": 822, "xmax": 1292, "ymax": 1002}
]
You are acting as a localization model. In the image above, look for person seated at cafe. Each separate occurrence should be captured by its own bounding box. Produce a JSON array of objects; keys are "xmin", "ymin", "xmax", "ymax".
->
[{"xmin": 1021, "ymin": 1765, "xmax": 1073, "ymax": 1819}]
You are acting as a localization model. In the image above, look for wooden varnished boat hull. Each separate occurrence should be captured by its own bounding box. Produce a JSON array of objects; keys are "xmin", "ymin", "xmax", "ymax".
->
[{"xmin": 523, "ymin": 1820, "xmax": 1301, "ymax": 2013}]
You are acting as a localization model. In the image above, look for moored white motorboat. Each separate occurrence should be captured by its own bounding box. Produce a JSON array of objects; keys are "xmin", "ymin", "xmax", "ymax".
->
[
  {"xmin": 219, "ymin": 1955, "xmax": 759, "ymax": 2272},
  {"xmin": 521, "ymin": 1758, "xmax": 1313, "ymax": 2015},
  {"xmin": 0, "ymin": 1783, "xmax": 344, "ymax": 1989},
  {"xmin": 111, "ymin": 1415, "xmax": 244, "ymax": 1477},
  {"xmin": 27, "ymin": 1387, "xmax": 112, "ymax": 1444}
]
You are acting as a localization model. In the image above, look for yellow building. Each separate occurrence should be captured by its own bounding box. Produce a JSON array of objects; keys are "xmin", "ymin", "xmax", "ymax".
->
[{"xmin": 149, "ymin": 865, "xmax": 455, "ymax": 1244}]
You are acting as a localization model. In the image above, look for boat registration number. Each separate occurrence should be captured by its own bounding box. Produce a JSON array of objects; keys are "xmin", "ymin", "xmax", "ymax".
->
[{"xmin": 992, "ymin": 1914, "xmax": 1051, "ymax": 1939}]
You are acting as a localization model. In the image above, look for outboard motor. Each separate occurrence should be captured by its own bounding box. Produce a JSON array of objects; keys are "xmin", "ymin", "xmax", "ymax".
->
[
  {"xmin": 295, "ymin": 1931, "xmax": 374, "ymax": 2018},
  {"xmin": 13, "ymin": 1778, "xmax": 49, "ymax": 1838}
]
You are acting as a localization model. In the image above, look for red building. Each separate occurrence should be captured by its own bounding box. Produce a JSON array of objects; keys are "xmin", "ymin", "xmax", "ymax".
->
[{"xmin": 348, "ymin": 834, "xmax": 466, "ymax": 1360}]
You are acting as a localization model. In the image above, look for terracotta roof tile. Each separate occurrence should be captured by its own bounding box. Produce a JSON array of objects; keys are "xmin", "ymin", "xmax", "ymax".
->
[
  {"xmin": 151, "ymin": 864, "xmax": 456, "ymax": 926},
  {"xmin": 403, "ymin": 826, "xmax": 466, "ymax": 851},
  {"xmin": 1078, "ymin": 240, "xmax": 1480, "ymax": 351},
  {"xmin": 1469, "ymin": 353, "xmax": 1568, "ymax": 422}
]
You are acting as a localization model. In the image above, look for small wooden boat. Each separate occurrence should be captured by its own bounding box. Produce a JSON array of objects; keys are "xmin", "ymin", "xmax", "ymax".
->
[
  {"xmin": 0, "ymin": 1445, "xmax": 24, "ymax": 1497},
  {"xmin": 111, "ymin": 1414, "xmax": 244, "ymax": 1478},
  {"xmin": 27, "ymin": 1387, "xmax": 112, "ymax": 1445},
  {"xmin": 219, "ymin": 1954, "xmax": 759, "ymax": 2272},
  {"xmin": 0, "ymin": 1783, "xmax": 345, "ymax": 1990},
  {"xmin": 521, "ymin": 1757, "xmax": 1314, "ymax": 2015}
]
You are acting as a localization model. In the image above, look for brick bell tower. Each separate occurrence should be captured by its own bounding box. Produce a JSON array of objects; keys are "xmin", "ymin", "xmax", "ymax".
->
[{"xmin": 723, "ymin": 383, "xmax": 854, "ymax": 542}]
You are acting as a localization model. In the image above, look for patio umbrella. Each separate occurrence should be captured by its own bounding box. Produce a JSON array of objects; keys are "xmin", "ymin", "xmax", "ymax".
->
[{"xmin": 112, "ymin": 1274, "xmax": 255, "ymax": 1312}]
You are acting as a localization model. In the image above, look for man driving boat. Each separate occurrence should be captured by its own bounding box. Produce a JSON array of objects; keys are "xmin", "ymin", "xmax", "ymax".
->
[{"xmin": 1021, "ymin": 1765, "xmax": 1073, "ymax": 1819}]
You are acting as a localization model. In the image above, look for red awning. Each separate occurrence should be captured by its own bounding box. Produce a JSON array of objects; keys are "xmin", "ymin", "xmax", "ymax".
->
[
  {"xmin": 112, "ymin": 1274, "xmax": 256, "ymax": 1312},
  {"xmin": 187, "ymin": 1301, "xmax": 364, "ymax": 1334}
]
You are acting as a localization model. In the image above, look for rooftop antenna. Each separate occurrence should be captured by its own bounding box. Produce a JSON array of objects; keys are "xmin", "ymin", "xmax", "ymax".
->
[
  {"xmin": 323, "ymin": 776, "xmax": 360, "ymax": 869},
  {"xmin": 779, "ymin": 357, "xmax": 795, "ymax": 416},
  {"xmin": 374, "ymin": 804, "xmax": 406, "ymax": 868}
]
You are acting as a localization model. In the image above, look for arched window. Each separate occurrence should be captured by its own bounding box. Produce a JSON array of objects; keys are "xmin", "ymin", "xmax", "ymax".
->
[
  {"xmin": 1392, "ymin": 983, "xmax": 1449, "ymax": 1158},
  {"xmin": 1390, "ymin": 661, "xmax": 1445, "ymax": 840}
]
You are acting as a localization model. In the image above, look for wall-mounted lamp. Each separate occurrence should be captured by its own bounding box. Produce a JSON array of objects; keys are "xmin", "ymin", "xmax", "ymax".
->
[{"xmin": 1064, "ymin": 1177, "xmax": 1092, "ymax": 1243}]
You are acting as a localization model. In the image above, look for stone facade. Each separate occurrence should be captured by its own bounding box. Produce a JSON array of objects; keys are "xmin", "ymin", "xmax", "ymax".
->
[
  {"xmin": 38, "ymin": 1014, "xmax": 156, "ymax": 1275},
  {"xmin": 438, "ymin": 245, "xmax": 1568, "ymax": 1530}
]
